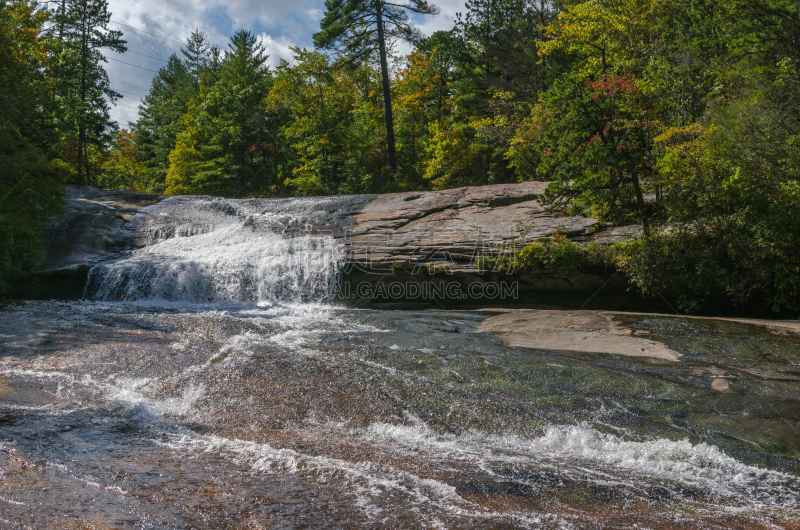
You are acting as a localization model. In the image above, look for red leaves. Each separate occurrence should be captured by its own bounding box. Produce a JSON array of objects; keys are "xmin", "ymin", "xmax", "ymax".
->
[
  {"xmin": 589, "ymin": 74, "xmax": 639, "ymax": 99},
  {"xmin": 248, "ymin": 142, "xmax": 281, "ymax": 159}
]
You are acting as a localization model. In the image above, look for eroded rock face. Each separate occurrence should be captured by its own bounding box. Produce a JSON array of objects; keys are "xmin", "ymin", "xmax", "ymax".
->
[
  {"xmin": 41, "ymin": 186, "xmax": 165, "ymax": 272},
  {"xmin": 343, "ymin": 182, "xmax": 600, "ymax": 268},
  {"xmin": 15, "ymin": 182, "xmax": 646, "ymax": 305},
  {"xmin": 11, "ymin": 186, "xmax": 164, "ymax": 299}
]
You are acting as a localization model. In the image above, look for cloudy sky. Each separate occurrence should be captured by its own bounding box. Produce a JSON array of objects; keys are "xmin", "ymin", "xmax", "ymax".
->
[{"xmin": 104, "ymin": 0, "xmax": 468, "ymax": 127}]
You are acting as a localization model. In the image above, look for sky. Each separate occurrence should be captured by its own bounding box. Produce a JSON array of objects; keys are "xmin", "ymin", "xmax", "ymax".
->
[{"xmin": 104, "ymin": 0, "xmax": 468, "ymax": 127}]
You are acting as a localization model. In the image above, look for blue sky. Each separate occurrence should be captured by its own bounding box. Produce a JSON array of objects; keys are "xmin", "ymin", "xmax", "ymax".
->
[{"xmin": 104, "ymin": 0, "xmax": 468, "ymax": 127}]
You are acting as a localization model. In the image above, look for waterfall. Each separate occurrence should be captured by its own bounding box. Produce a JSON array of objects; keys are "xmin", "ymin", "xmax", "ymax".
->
[{"xmin": 86, "ymin": 195, "xmax": 348, "ymax": 304}]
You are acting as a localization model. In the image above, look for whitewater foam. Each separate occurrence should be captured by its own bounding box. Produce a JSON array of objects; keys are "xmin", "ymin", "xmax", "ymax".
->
[
  {"xmin": 87, "ymin": 196, "xmax": 345, "ymax": 304},
  {"xmin": 158, "ymin": 431, "xmax": 553, "ymax": 527},
  {"xmin": 359, "ymin": 419, "xmax": 799, "ymax": 507}
]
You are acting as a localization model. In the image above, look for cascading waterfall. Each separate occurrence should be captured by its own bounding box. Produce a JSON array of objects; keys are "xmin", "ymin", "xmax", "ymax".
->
[
  {"xmin": 3, "ymin": 195, "xmax": 799, "ymax": 527},
  {"xmin": 86, "ymin": 195, "xmax": 347, "ymax": 304}
]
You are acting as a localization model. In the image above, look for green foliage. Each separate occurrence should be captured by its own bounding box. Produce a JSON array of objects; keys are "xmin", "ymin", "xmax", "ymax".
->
[
  {"xmin": 133, "ymin": 53, "xmax": 194, "ymax": 193},
  {"xmin": 618, "ymin": 70, "xmax": 800, "ymax": 312},
  {"xmin": 314, "ymin": 0, "xmax": 438, "ymax": 60},
  {"xmin": 455, "ymin": 0, "xmax": 558, "ymax": 108},
  {"xmin": 618, "ymin": 199, "xmax": 800, "ymax": 313},
  {"xmin": 517, "ymin": 236, "xmax": 585, "ymax": 277},
  {"xmin": 314, "ymin": 0, "xmax": 439, "ymax": 174},
  {"xmin": 479, "ymin": 231, "xmax": 617, "ymax": 277},
  {"xmin": 165, "ymin": 30, "xmax": 280, "ymax": 197},
  {"xmin": 0, "ymin": 0, "xmax": 64, "ymax": 294},
  {"xmin": 267, "ymin": 49, "xmax": 386, "ymax": 195},
  {"xmin": 394, "ymin": 50, "xmax": 446, "ymax": 188},
  {"xmin": 422, "ymin": 116, "xmax": 493, "ymax": 189},
  {"xmin": 535, "ymin": 73, "xmax": 658, "ymax": 230},
  {"xmin": 133, "ymin": 31, "xmax": 222, "ymax": 194},
  {"xmin": 48, "ymin": 0, "xmax": 125, "ymax": 185}
]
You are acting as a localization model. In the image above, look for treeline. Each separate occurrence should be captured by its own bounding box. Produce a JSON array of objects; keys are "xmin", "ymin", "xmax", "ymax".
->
[
  {"xmin": 114, "ymin": 0, "xmax": 799, "ymax": 312},
  {"xmin": 2, "ymin": 0, "xmax": 799, "ymax": 312},
  {"xmin": 1, "ymin": 0, "xmax": 123, "ymax": 292}
]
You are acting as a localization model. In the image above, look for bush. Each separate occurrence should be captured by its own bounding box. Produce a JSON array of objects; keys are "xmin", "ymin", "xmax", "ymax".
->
[{"xmin": 479, "ymin": 231, "xmax": 617, "ymax": 277}]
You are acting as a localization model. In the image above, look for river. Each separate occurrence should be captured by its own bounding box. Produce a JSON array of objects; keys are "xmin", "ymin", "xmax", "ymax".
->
[{"xmin": 0, "ymin": 196, "xmax": 798, "ymax": 528}]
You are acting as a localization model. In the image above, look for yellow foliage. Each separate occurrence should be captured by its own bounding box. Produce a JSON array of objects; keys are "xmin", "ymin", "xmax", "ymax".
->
[
  {"xmin": 538, "ymin": 0, "xmax": 656, "ymax": 76},
  {"xmin": 423, "ymin": 117, "xmax": 491, "ymax": 189},
  {"xmin": 165, "ymin": 118, "xmax": 203, "ymax": 195}
]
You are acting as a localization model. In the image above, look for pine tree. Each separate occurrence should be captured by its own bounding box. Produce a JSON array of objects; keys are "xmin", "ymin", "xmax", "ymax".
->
[
  {"xmin": 314, "ymin": 0, "xmax": 439, "ymax": 175},
  {"xmin": 51, "ymin": 0, "xmax": 125, "ymax": 185},
  {"xmin": 134, "ymin": 32, "xmax": 213, "ymax": 192},
  {"xmin": 165, "ymin": 30, "xmax": 278, "ymax": 196},
  {"xmin": 182, "ymin": 30, "xmax": 210, "ymax": 84},
  {"xmin": 133, "ymin": 54, "xmax": 192, "ymax": 193}
]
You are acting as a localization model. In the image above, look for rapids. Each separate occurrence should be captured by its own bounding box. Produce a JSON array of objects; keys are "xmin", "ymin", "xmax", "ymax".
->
[{"xmin": 1, "ymin": 196, "xmax": 798, "ymax": 528}]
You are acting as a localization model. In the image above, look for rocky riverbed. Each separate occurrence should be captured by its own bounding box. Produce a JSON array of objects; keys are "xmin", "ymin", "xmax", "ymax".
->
[
  {"xmin": 2, "ymin": 187, "xmax": 799, "ymax": 528},
  {"xmin": 0, "ymin": 301, "xmax": 799, "ymax": 528}
]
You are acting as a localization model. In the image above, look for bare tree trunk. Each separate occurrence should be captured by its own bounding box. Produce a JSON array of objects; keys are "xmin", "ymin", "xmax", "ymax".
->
[
  {"xmin": 80, "ymin": 19, "xmax": 88, "ymax": 186},
  {"xmin": 375, "ymin": 4, "xmax": 397, "ymax": 175},
  {"xmin": 631, "ymin": 173, "xmax": 650, "ymax": 237}
]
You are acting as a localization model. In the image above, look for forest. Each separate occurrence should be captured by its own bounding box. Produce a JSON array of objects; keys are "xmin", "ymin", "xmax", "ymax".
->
[{"xmin": 1, "ymin": 0, "xmax": 799, "ymax": 313}]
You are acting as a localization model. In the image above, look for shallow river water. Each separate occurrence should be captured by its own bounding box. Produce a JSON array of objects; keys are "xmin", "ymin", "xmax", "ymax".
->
[{"xmin": 1, "ymin": 196, "xmax": 799, "ymax": 528}]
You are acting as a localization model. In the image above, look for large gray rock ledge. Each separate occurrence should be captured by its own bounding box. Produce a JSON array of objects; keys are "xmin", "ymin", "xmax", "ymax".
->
[{"xmin": 10, "ymin": 183, "xmax": 650, "ymax": 308}]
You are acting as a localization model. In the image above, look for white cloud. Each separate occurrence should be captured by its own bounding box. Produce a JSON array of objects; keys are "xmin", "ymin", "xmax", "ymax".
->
[
  {"xmin": 415, "ymin": 0, "xmax": 467, "ymax": 36},
  {"xmin": 218, "ymin": 0, "xmax": 324, "ymax": 43},
  {"xmin": 256, "ymin": 33, "xmax": 298, "ymax": 68},
  {"xmin": 395, "ymin": 0, "xmax": 467, "ymax": 57}
]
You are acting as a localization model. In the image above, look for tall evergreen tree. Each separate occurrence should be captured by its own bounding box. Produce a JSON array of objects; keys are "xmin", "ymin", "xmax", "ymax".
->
[
  {"xmin": 455, "ymin": 0, "xmax": 558, "ymax": 107},
  {"xmin": 314, "ymin": 0, "xmax": 439, "ymax": 175},
  {"xmin": 133, "ymin": 31, "xmax": 215, "ymax": 192},
  {"xmin": 182, "ymin": 30, "xmax": 211, "ymax": 83},
  {"xmin": 133, "ymin": 54, "xmax": 191, "ymax": 193},
  {"xmin": 50, "ymin": 0, "xmax": 125, "ymax": 185},
  {"xmin": 165, "ymin": 30, "xmax": 278, "ymax": 196}
]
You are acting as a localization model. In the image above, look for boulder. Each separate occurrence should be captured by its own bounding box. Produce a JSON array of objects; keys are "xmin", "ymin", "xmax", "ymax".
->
[
  {"xmin": 13, "ymin": 182, "xmax": 654, "ymax": 308},
  {"xmin": 9, "ymin": 186, "xmax": 163, "ymax": 299}
]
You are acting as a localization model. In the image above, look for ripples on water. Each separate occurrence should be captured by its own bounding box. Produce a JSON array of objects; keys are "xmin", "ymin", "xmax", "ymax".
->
[{"xmin": 1, "ymin": 196, "xmax": 798, "ymax": 528}]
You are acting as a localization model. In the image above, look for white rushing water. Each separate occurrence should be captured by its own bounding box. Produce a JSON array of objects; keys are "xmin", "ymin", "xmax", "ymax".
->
[
  {"xmin": 5, "ymin": 193, "xmax": 794, "ymax": 527},
  {"xmin": 87, "ymin": 196, "xmax": 346, "ymax": 303}
]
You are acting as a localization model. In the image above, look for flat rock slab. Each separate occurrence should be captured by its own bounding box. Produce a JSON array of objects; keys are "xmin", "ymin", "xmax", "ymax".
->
[
  {"xmin": 345, "ymin": 182, "xmax": 600, "ymax": 265},
  {"xmin": 475, "ymin": 310, "xmax": 682, "ymax": 361},
  {"xmin": 475, "ymin": 310, "xmax": 800, "ymax": 362}
]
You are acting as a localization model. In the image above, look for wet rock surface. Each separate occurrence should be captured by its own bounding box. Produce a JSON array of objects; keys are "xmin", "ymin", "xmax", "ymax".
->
[
  {"xmin": 41, "ymin": 185, "xmax": 165, "ymax": 271},
  {"xmin": 0, "ymin": 301, "xmax": 798, "ymax": 528},
  {"xmin": 16, "ymin": 182, "xmax": 643, "ymax": 304}
]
